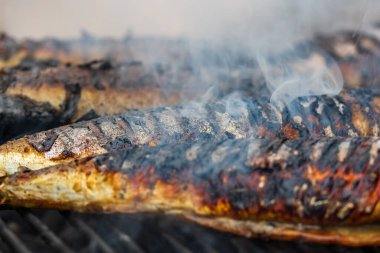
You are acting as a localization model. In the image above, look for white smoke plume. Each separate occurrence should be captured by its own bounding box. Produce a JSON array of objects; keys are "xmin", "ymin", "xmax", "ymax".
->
[
  {"xmin": 256, "ymin": 46, "xmax": 344, "ymax": 105},
  {"xmin": 1, "ymin": 0, "xmax": 379, "ymax": 103}
]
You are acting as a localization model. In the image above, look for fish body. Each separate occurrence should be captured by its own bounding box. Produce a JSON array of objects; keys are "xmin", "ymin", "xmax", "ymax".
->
[
  {"xmin": 315, "ymin": 31, "xmax": 380, "ymax": 90},
  {"xmin": 0, "ymin": 88, "xmax": 379, "ymax": 176},
  {"xmin": 0, "ymin": 60, "xmax": 180, "ymax": 142},
  {"xmin": 2, "ymin": 136, "xmax": 380, "ymax": 246}
]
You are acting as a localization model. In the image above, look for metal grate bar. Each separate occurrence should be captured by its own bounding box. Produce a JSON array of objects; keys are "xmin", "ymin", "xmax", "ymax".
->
[
  {"xmin": 70, "ymin": 218, "xmax": 115, "ymax": 253},
  {"xmin": 231, "ymin": 238, "xmax": 268, "ymax": 253},
  {"xmin": 163, "ymin": 233, "xmax": 194, "ymax": 253},
  {"xmin": 193, "ymin": 237, "xmax": 219, "ymax": 253},
  {"xmin": 0, "ymin": 218, "xmax": 31, "ymax": 253},
  {"xmin": 189, "ymin": 231, "xmax": 220, "ymax": 253},
  {"xmin": 109, "ymin": 225, "xmax": 146, "ymax": 253},
  {"xmin": 0, "ymin": 209, "xmax": 380, "ymax": 253},
  {"xmin": 22, "ymin": 213, "xmax": 74, "ymax": 253}
]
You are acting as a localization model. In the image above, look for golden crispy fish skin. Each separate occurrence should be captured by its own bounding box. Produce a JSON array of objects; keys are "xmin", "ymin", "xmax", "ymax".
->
[
  {"xmin": 1, "ymin": 88, "xmax": 380, "ymax": 176},
  {"xmin": 2, "ymin": 137, "xmax": 380, "ymax": 246}
]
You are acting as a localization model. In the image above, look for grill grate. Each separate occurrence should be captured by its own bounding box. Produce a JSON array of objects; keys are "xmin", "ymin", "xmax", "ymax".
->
[{"xmin": 0, "ymin": 208, "xmax": 378, "ymax": 253}]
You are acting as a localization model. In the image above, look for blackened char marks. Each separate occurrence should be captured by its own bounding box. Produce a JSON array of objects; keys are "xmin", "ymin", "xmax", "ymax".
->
[
  {"xmin": 0, "ymin": 74, "xmax": 15, "ymax": 93},
  {"xmin": 0, "ymin": 95, "xmax": 60, "ymax": 143},
  {"xmin": 28, "ymin": 131, "xmax": 58, "ymax": 152},
  {"xmin": 246, "ymin": 98, "xmax": 281, "ymax": 138},
  {"xmin": 345, "ymin": 140, "xmax": 371, "ymax": 173},
  {"xmin": 0, "ymin": 33, "xmax": 19, "ymax": 60},
  {"xmin": 59, "ymin": 83, "xmax": 81, "ymax": 123},
  {"xmin": 60, "ymin": 149, "xmax": 76, "ymax": 158},
  {"xmin": 314, "ymin": 138, "xmax": 341, "ymax": 169},
  {"xmin": 2, "ymin": 59, "xmax": 160, "ymax": 92},
  {"xmin": 279, "ymin": 89, "xmax": 380, "ymax": 138},
  {"xmin": 316, "ymin": 31, "xmax": 380, "ymax": 59},
  {"xmin": 16, "ymin": 89, "xmax": 380, "ymax": 161},
  {"xmin": 105, "ymin": 136, "xmax": 132, "ymax": 152},
  {"xmin": 97, "ymin": 137, "xmax": 380, "ymax": 225},
  {"xmin": 78, "ymin": 60, "xmax": 113, "ymax": 71},
  {"xmin": 74, "ymin": 109, "xmax": 99, "ymax": 122}
]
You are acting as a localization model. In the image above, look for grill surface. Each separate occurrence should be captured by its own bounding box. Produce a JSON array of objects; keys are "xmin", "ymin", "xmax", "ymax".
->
[{"xmin": 0, "ymin": 208, "xmax": 378, "ymax": 253}]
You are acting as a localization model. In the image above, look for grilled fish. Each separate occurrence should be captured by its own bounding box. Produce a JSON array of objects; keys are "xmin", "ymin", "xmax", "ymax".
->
[
  {"xmin": 0, "ymin": 34, "xmax": 24, "ymax": 69},
  {"xmin": 2, "ymin": 136, "xmax": 380, "ymax": 246},
  {"xmin": 0, "ymin": 88, "xmax": 379, "ymax": 176},
  {"xmin": 0, "ymin": 54, "xmax": 266, "ymax": 144},
  {"xmin": 0, "ymin": 60, "xmax": 181, "ymax": 142},
  {"xmin": 315, "ymin": 30, "xmax": 380, "ymax": 90},
  {"xmin": 0, "ymin": 95, "xmax": 60, "ymax": 140},
  {"xmin": 2, "ymin": 60, "xmax": 180, "ymax": 118},
  {"xmin": 0, "ymin": 33, "xmax": 138, "ymax": 67},
  {"xmin": 0, "ymin": 33, "xmax": 218, "ymax": 70},
  {"xmin": 3, "ymin": 31, "xmax": 380, "ymax": 94}
]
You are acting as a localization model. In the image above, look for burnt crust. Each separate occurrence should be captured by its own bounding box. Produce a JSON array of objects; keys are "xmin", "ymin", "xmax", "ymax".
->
[
  {"xmin": 4, "ymin": 137, "xmax": 380, "ymax": 225},
  {"xmin": 2, "ymin": 137, "xmax": 380, "ymax": 246},
  {"xmin": 0, "ymin": 60, "xmax": 181, "ymax": 142},
  {"xmin": 2, "ymin": 28, "xmax": 380, "ymax": 94},
  {"xmin": 0, "ymin": 88, "xmax": 378, "ymax": 177},
  {"xmin": 23, "ymin": 88, "xmax": 380, "ymax": 161},
  {"xmin": 315, "ymin": 31, "xmax": 380, "ymax": 90},
  {"xmin": 0, "ymin": 95, "xmax": 60, "ymax": 143}
]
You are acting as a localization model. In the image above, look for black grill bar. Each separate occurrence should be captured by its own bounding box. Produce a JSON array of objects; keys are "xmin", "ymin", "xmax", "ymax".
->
[
  {"xmin": 108, "ymin": 223, "xmax": 146, "ymax": 253},
  {"xmin": 69, "ymin": 218, "xmax": 115, "ymax": 253},
  {"xmin": 21, "ymin": 213, "xmax": 74, "ymax": 253},
  {"xmin": 0, "ymin": 209, "xmax": 379, "ymax": 253},
  {"xmin": 0, "ymin": 218, "xmax": 31, "ymax": 253},
  {"xmin": 85, "ymin": 216, "xmax": 146, "ymax": 253},
  {"xmin": 190, "ymin": 232, "xmax": 220, "ymax": 253},
  {"xmin": 163, "ymin": 233, "xmax": 194, "ymax": 253},
  {"xmin": 193, "ymin": 238, "xmax": 219, "ymax": 253}
]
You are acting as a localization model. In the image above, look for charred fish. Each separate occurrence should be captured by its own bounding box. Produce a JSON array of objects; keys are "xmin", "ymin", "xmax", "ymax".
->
[
  {"xmin": 1, "ymin": 136, "xmax": 380, "ymax": 246},
  {"xmin": 0, "ymin": 88, "xmax": 379, "ymax": 176}
]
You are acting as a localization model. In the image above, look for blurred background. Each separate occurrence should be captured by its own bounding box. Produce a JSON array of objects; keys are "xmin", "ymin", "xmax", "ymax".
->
[{"xmin": 1, "ymin": 0, "xmax": 380, "ymax": 47}]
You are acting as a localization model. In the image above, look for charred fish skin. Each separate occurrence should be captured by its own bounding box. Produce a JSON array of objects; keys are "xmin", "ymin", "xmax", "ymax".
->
[
  {"xmin": 0, "ymin": 95, "xmax": 61, "ymax": 143},
  {"xmin": 0, "ymin": 33, "xmax": 106, "ymax": 67},
  {"xmin": 0, "ymin": 60, "xmax": 181, "ymax": 142},
  {"xmin": 2, "ymin": 136, "xmax": 380, "ymax": 246},
  {"xmin": 4, "ymin": 29, "xmax": 380, "ymax": 94},
  {"xmin": 279, "ymin": 88, "xmax": 380, "ymax": 138},
  {"xmin": 0, "ymin": 34, "xmax": 22, "ymax": 68},
  {"xmin": 315, "ymin": 31, "xmax": 380, "ymax": 90},
  {"xmin": 1, "ymin": 88, "xmax": 380, "ymax": 175},
  {"xmin": 3, "ymin": 31, "xmax": 380, "ymax": 95},
  {"xmin": 315, "ymin": 31, "xmax": 380, "ymax": 60},
  {"xmin": 83, "ymin": 137, "xmax": 380, "ymax": 226},
  {"xmin": 0, "ymin": 79, "xmax": 83, "ymax": 144},
  {"xmin": 1, "ymin": 34, "xmax": 177, "ymax": 67},
  {"xmin": 28, "ymin": 88, "xmax": 380, "ymax": 154},
  {"xmin": 1, "ymin": 60, "xmax": 180, "ymax": 118}
]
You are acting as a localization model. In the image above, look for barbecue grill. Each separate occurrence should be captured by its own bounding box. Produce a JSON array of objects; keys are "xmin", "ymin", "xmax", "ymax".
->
[
  {"xmin": 2, "ymin": 1, "xmax": 380, "ymax": 252},
  {"xmin": 0, "ymin": 208, "xmax": 377, "ymax": 253}
]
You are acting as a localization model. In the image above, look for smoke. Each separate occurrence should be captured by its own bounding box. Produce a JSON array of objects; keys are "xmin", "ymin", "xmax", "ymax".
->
[
  {"xmin": 174, "ymin": 0, "xmax": 375, "ymax": 104},
  {"xmin": 257, "ymin": 45, "xmax": 344, "ymax": 105},
  {"xmin": 1, "ymin": 0, "xmax": 380, "ymax": 103}
]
